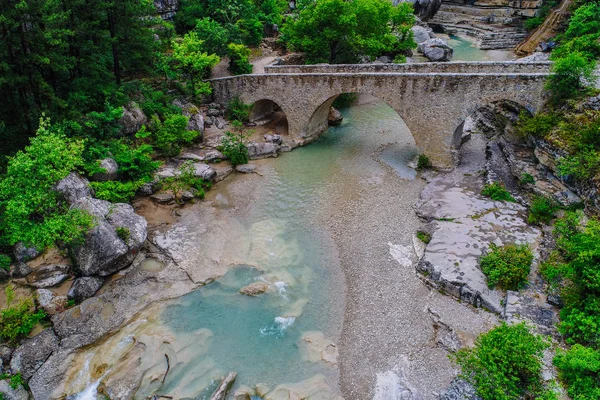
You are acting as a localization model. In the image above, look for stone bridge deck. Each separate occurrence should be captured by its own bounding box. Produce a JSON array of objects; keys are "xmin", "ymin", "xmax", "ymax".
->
[{"xmin": 209, "ymin": 62, "xmax": 552, "ymax": 168}]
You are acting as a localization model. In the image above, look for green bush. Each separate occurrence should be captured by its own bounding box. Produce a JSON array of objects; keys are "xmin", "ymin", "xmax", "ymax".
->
[
  {"xmin": 515, "ymin": 111, "xmax": 562, "ymax": 139},
  {"xmin": 481, "ymin": 182, "xmax": 515, "ymax": 202},
  {"xmin": 547, "ymin": 51, "xmax": 597, "ymax": 102},
  {"xmin": 0, "ymin": 286, "xmax": 46, "ymax": 345},
  {"xmin": 416, "ymin": 231, "xmax": 431, "ymax": 244},
  {"xmin": 416, "ymin": 154, "xmax": 432, "ymax": 169},
  {"xmin": 0, "ymin": 255, "xmax": 10, "ymax": 271},
  {"xmin": 219, "ymin": 132, "xmax": 249, "ymax": 166},
  {"xmin": 525, "ymin": 16, "xmax": 544, "ymax": 31},
  {"xmin": 227, "ymin": 43, "xmax": 253, "ymax": 75},
  {"xmin": 161, "ymin": 161, "xmax": 211, "ymax": 201},
  {"xmin": 557, "ymin": 146, "xmax": 600, "ymax": 181},
  {"xmin": 528, "ymin": 196, "xmax": 560, "ymax": 225},
  {"xmin": 90, "ymin": 180, "xmax": 147, "ymax": 203},
  {"xmin": 554, "ymin": 344, "xmax": 600, "ymax": 398},
  {"xmin": 452, "ymin": 322, "xmax": 555, "ymax": 400},
  {"xmin": 153, "ymin": 114, "xmax": 196, "ymax": 157},
  {"xmin": 520, "ymin": 173, "xmax": 536, "ymax": 185},
  {"xmin": 0, "ymin": 118, "xmax": 95, "ymax": 250},
  {"xmin": 393, "ymin": 54, "xmax": 407, "ymax": 63},
  {"xmin": 480, "ymin": 243, "xmax": 533, "ymax": 290},
  {"xmin": 225, "ymin": 97, "xmax": 252, "ymax": 123}
]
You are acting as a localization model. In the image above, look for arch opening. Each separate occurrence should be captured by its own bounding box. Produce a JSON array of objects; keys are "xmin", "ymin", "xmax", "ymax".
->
[{"xmin": 249, "ymin": 99, "xmax": 289, "ymax": 137}]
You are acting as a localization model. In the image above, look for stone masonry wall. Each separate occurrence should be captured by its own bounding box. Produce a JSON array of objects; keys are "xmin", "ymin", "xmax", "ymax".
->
[{"xmin": 210, "ymin": 69, "xmax": 550, "ymax": 169}]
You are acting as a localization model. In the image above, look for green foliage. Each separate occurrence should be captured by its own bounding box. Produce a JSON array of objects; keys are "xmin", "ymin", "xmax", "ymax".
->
[
  {"xmin": 480, "ymin": 243, "xmax": 533, "ymax": 290},
  {"xmin": 0, "ymin": 286, "xmax": 46, "ymax": 346},
  {"xmin": 515, "ymin": 111, "xmax": 561, "ymax": 139},
  {"xmin": 226, "ymin": 97, "xmax": 252, "ymax": 123},
  {"xmin": 557, "ymin": 146, "xmax": 600, "ymax": 181},
  {"xmin": 525, "ymin": 16, "xmax": 545, "ymax": 31},
  {"xmin": 220, "ymin": 132, "xmax": 249, "ymax": 166},
  {"xmin": 452, "ymin": 322, "xmax": 554, "ymax": 400},
  {"xmin": 520, "ymin": 173, "xmax": 536, "ymax": 185},
  {"xmin": 153, "ymin": 114, "xmax": 196, "ymax": 157},
  {"xmin": 393, "ymin": 54, "xmax": 407, "ymax": 63},
  {"xmin": 115, "ymin": 227, "xmax": 131, "ymax": 244},
  {"xmin": 524, "ymin": 0, "xmax": 557, "ymax": 31},
  {"xmin": 528, "ymin": 196, "xmax": 560, "ymax": 225},
  {"xmin": 195, "ymin": 18, "xmax": 231, "ymax": 55},
  {"xmin": 85, "ymin": 141, "xmax": 159, "ymax": 182},
  {"xmin": 547, "ymin": 52, "xmax": 597, "ymax": 101},
  {"xmin": 0, "ymin": 255, "xmax": 10, "ymax": 272},
  {"xmin": 416, "ymin": 231, "xmax": 431, "ymax": 244},
  {"xmin": 227, "ymin": 43, "xmax": 253, "ymax": 75},
  {"xmin": 281, "ymin": 0, "xmax": 416, "ymax": 64},
  {"xmin": 0, "ymin": 118, "xmax": 94, "ymax": 250},
  {"xmin": 416, "ymin": 154, "xmax": 432, "ymax": 169},
  {"xmin": 481, "ymin": 182, "xmax": 515, "ymax": 202},
  {"xmin": 554, "ymin": 344, "xmax": 600, "ymax": 398},
  {"xmin": 8, "ymin": 373, "xmax": 24, "ymax": 390},
  {"xmin": 170, "ymin": 32, "xmax": 220, "ymax": 98},
  {"xmin": 90, "ymin": 180, "xmax": 147, "ymax": 203},
  {"xmin": 161, "ymin": 161, "xmax": 211, "ymax": 201}
]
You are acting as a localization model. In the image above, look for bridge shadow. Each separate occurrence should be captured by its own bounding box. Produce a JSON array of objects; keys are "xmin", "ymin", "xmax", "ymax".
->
[{"xmin": 249, "ymin": 99, "xmax": 289, "ymax": 136}]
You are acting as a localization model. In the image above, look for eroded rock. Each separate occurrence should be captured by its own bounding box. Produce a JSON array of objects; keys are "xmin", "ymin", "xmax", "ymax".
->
[
  {"xmin": 440, "ymin": 378, "xmax": 481, "ymax": 400},
  {"xmin": 26, "ymin": 264, "xmax": 70, "ymax": 288},
  {"xmin": 328, "ymin": 107, "xmax": 343, "ymax": 126},
  {"xmin": 418, "ymin": 38, "xmax": 453, "ymax": 62},
  {"xmin": 0, "ymin": 379, "xmax": 29, "ymax": 400},
  {"xmin": 235, "ymin": 164, "xmax": 256, "ymax": 174},
  {"xmin": 10, "ymin": 329, "xmax": 59, "ymax": 381},
  {"xmin": 67, "ymin": 276, "xmax": 105, "ymax": 303},
  {"xmin": 54, "ymin": 173, "xmax": 93, "ymax": 205},
  {"xmin": 36, "ymin": 289, "xmax": 68, "ymax": 315},
  {"xmin": 247, "ymin": 142, "xmax": 279, "ymax": 159},
  {"xmin": 120, "ymin": 103, "xmax": 147, "ymax": 135},
  {"xmin": 91, "ymin": 158, "xmax": 119, "ymax": 182},
  {"xmin": 239, "ymin": 281, "xmax": 269, "ymax": 296}
]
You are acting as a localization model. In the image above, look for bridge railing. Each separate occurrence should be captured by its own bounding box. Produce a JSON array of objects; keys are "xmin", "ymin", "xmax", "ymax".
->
[{"xmin": 263, "ymin": 61, "xmax": 552, "ymax": 75}]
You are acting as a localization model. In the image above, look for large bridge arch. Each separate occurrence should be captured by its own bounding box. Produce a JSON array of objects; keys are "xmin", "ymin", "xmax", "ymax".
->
[{"xmin": 209, "ymin": 66, "xmax": 549, "ymax": 168}]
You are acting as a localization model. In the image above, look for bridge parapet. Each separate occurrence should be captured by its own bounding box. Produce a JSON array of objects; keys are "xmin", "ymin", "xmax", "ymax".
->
[{"xmin": 264, "ymin": 61, "xmax": 552, "ymax": 75}]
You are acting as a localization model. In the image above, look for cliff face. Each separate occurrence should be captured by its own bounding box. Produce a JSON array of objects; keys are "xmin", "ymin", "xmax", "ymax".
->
[
  {"xmin": 428, "ymin": 0, "xmax": 543, "ymax": 49},
  {"xmin": 154, "ymin": 0, "xmax": 179, "ymax": 20}
]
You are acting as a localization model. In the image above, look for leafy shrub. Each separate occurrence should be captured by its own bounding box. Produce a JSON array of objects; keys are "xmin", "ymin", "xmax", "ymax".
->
[
  {"xmin": 452, "ymin": 322, "xmax": 555, "ymax": 400},
  {"xmin": 85, "ymin": 140, "xmax": 159, "ymax": 182},
  {"xmin": 115, "ymin": 227, "xmax": 131, "ymax": 243},
  {"xmin": 528, "ymin": 196, "xmax": 560, "ymax": 225},
  {"xmin": 161, "ymin": 161, "xmax": 211, "ymax": 201},
  {"xmin": 525, "ymin": 16, "xmax": 544, "ymax": 31},
  {"xmin": 227, "ymin": 43, "xmax": 253, "ymax": 75},
  {"xmin": 515, "ymin": 111, "xmax": 561, "ymax": 139},
  {"xmin": 393, "ymin": 54, "xmax": 407, "ymax": 63},
  {"xmin": 554, "ymin": 344, "xmax": 600, "ymax": 399},
  {"xmin": 0, "ymin": 118, "xmax": 95, "ymax": 250},
  {"xmin": 219, "ymin": 132, "xmax": 249, "ymax": 166},
  {"xmin": 225, "ymin": 97, "xmax": 251, "ymax": 123},
  {"xmin": 557, "ymin": 146, "xmax": 600, "ymax": 181},
  {"xmin": 480, "ymin": 243, "xmax": 533, "ymax": 290},
  {"xmin": 416, "ymin": 154, "xmax": 432, "ymax": 169},
  {"xmin": 0, "ymin": 255, "xmax": 10, "ymax": 271},
  {"xmin": 153, "ymin": 114, "xmax": 196, "ymax": 157},
  {"xmin": 520, "ymin": 173, "xmax": 535, "ymax": 185},
  {"xmin": 90, "ymin": 180, "xmax": 147, "ymax": 203},
  {"xmin": 481, "ymin": 182, "xmax": 515, "ymax": 202},
  {"xmin": 416, "ymin": 231, "xmax": 431, "ymax": 244},
  {"xmin": 170, "ymin": 32, "xmax": 220, "ymax": 98},
  {"xmin": 547, "ymin": 51, "xmax": 597, "ymax": 102},
  {"xmin": 194, "ymin": 17, "xmax": 230, "ymax": 55},
  {"xmin": 0, "ymin": 286, "xmax": 46, "ymax": 345}
]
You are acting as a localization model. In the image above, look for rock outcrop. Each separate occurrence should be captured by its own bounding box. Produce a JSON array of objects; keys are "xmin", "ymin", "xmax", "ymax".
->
[
  {"xmin": 247, "ymin": 142, "xmax": 279, "ymax": 159},
  {"xmin": 10, "ymin": 329, "xmax": 59, "ymax": 381},
  {"xmin": 395, "ymin": 0, "xmax": 442, "ymax": 21},
  {"xmin": 418, "ymin": 38, "xmax": 454, "ymax": 61},
  {"xmin": 0, "ymin": 379, "xmax": 29, "ymax": 400},
  {"xmin": 70, "ymin": 198, "xmax": 147, "ymax": 276}
]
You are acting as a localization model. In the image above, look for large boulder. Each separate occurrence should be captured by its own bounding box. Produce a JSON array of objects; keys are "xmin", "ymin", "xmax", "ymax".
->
[
  {"xmin": 13, "ymin": 243, "xmax": 40, "ymax": 263},
  {"xmin": 394, "ymin": 0, "xmax": 441, "ymax": 21},
  {"xmin": 193, "ymin": 163, "xmax": 218, "ymax": 181},
  {"xmin": 10, "ymin": 329, "xmax": 59, "ymax": 381},
  {"xmin": 247, "ymin": 142, "xmax": 279, "ymax": 159},
  {"xmin": 70, "ymin": 198, "xmax": 147, "ymax": 276},
  {"xmin": 36, "ymin": 289, "xmax": 68, "ymax": 315},
  {"xmin": 173, "ymin": 99, "xmax": 204, "ymax": 139},
  {"xmin": 91, "ymin": 158, "xmax": 119, "ymax": 182},
  {"xmin": 53, "ymin": 172, "xmax": 93, "ymax": 205},
  {"xmin": 67, "ymin": 276, "xmax": 105, "ymax": 303},
  {"xmin": 328, "ymin": 107, "xmax": 343, "ymax": 126},
  {"xmin": 418, "ymin": 38, "xmax": 453, "ymax": 62},
  {"xmin": 25, "ymin": 264, "xmax": 70, "ymax": 288},
  {"xmin": 411, "ymin": 25, "xmax": 433, "ymax": 44},
  {"xmin": 120, "ymin": 103, "xmax": 147, "ymax": 135}
]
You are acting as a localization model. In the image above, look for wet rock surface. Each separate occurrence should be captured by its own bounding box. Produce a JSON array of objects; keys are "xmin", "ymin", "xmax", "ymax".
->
[
  {"xmin": 36, "ymin": 289, "xmax": 68, "ymax": 315},
  {"xmin": 67, "ymin": 276, "xmax": 105, "ymax": 303},
  {"xmin": 10, "ymin": 328, "xmax": 59, "ymax": 381}
]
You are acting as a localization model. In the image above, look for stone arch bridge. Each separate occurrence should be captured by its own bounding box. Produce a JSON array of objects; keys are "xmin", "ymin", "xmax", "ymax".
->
[{"xmin": 209, "ymin": 61, "xmax": 552, "ymax": 168}]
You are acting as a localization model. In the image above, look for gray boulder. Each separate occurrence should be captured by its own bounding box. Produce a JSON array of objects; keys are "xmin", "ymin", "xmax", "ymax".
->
[
  {"xmin": 36, "ymin": 289, "xmax": 68, "ymax": 315},
  {"xmin": 193, "ymin": 163, "xmax": 218, "ymax": 181},
  {"xmin": 264, "ymin": 134, "xmax": 283, "ymax": 145},
  {"xmin": 10, "ymin": 328, "xmax": 59, "ymax": 381},
  {"xmin": 91, "ymin": 158, "xmax": 119, "ymax": 182},
  {"xmin": 412, "ymin": 25, "xmax": 432, "ymax": 44},
  {"xmin": 67, "ymin": 276, "xmax": 105, "ymax": 303},
  {"xmin": 247, "ymin": 142, "xmax": 279, "ymax": 159},
  {"xmin": 25, "ymin": 264, "xmax": 70, "ymax": 288},
  {"xmin": 136, "ymin": 179, "xmax": 160, "ymax": 196},
  {"xmin": 173, "ymin": 99, "xmax": 204, "ymax": 138},
  {"xmin": 374, "ymin": 56, "xmax": 392, "ymax": 63},
  {"xmin": 394, "ymin": 0, "xmax": 441, "ymax": 20},
  {"xmin": 150, "ymin": 193, "xmax": 175, "ymax": 204},
  {"xmin": 328, "ymin": 107, "xmax": 343, "ymax": 126},
  {"xmin": 235, "ymin": 164, "xmax": 256, "ymax": 174},
  {"xmin": 418, "ymin": 38, "xmax": 453, "ymax": 62},
  {"xmin": 0, "ymin": 380, "xmax": 29, "ymax": 400},
  {"xmin": 54, "ymin": 172, "xmax": 93, "ymax": 205},
  {"xmin": 440, "ymin": 378, "xmax": 481, "ymax": 400},
  {"xmin": 70, "ymin": 198, "xmax": 147, "ymax": 276},
  {"xmin": 0, "ymin": 347, "xmax": 13, "ymax": 367},
  {"xmin": 120, "ymin": 103, "xmax": 147, "ymax": 135},
  {"xmin": 11, "ymin": 263, "xmax": 32, "ymax": 279},
  {"xmin": 13, "ymin": 243, "xmax": 40, "ymax": 263}
]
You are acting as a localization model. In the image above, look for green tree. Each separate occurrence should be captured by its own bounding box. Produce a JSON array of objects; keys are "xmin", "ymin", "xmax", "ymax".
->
[
  {"xmin": 554, "ymin": 344, "xmax": 600, "ymax": 399},
  {"xmin": 0, "ymin": 117, "xmax": 94, "ymax": 249},
  {"xmin": 195, "ymin": 17, "xmax": 231, "ymax": 55},
  {"xmin": 170, "ymin": 32, "xmax": 220, "ymax": 98},
  {"xmin": 281, "ymin": 0, "xmax": 415, "ymax": 64},
  {"xmin": 452, "ymin": 322, "xmax": 555, "ymax": 400},
  {"xmin": 227, "ymin": 43, "xmax": 254, "ymax": 75}
]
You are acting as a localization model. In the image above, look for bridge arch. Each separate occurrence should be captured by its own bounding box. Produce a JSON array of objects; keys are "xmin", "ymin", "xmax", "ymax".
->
[{"xmin": 249, "ymin": 99, "xmax": 289, "ymax": 135}]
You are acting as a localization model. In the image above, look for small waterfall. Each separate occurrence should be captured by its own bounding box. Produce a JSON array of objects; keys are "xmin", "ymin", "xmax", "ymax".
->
[{"xmin": 260, "ymin": 316, "xmax": 296, "ymax": 337}]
